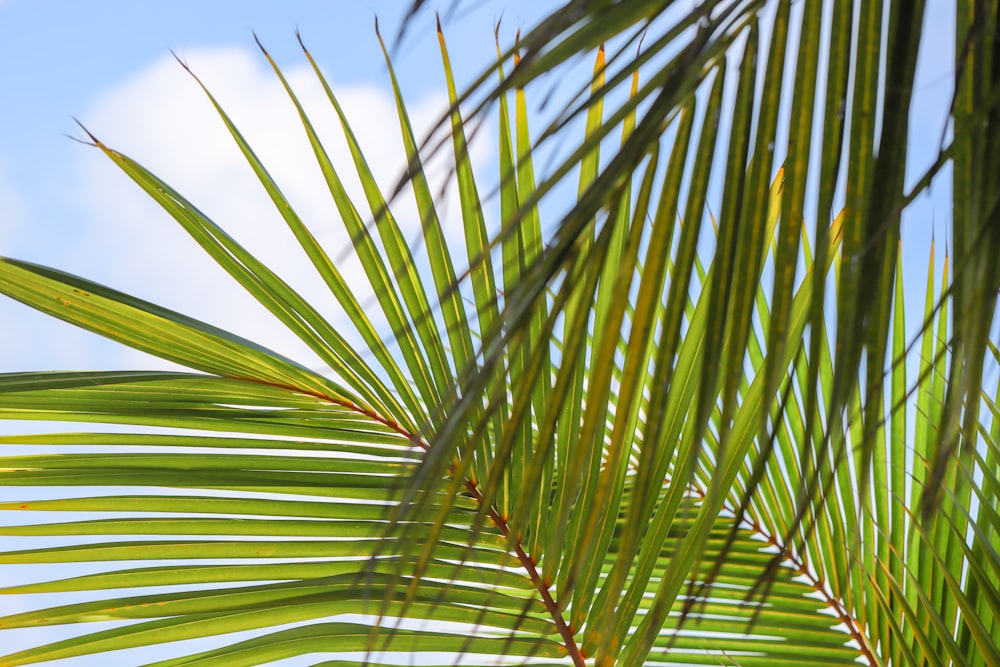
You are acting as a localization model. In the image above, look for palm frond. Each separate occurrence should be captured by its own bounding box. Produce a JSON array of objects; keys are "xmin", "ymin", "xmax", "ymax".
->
[{"xmin": 2, "ymin": 2, "xmax": 999, "ymax": 665}]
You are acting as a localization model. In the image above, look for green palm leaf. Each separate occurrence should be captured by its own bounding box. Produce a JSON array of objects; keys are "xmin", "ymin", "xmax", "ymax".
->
[{"xmin": 2, "ymin": 2, "xmax": 999, "ymax": 665}]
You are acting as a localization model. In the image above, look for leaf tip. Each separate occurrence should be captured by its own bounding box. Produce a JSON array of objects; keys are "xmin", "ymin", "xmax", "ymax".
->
[
  {"xmin": 69, "ymin": 117, "xmax": 100, "ymax": 147},
  {"xmin": 170, "ymin": 49, "xmax": 192, "ymax": 75},
  {"xmin": 295, "ymin": 27, "xmax": 311, "ymax": 55},
  {"xmin": 252, "ymin": 31, "xmax": 269, "ymax": 57},
  {"xmin": 170, "ymin": 49, "xmax": 210, "ymax": 93}
]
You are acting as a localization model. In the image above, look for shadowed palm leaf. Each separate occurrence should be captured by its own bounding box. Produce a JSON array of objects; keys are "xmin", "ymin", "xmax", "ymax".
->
[{"xmin": 2, "ymin": 2, "xmax": 999, "ymax": 666}]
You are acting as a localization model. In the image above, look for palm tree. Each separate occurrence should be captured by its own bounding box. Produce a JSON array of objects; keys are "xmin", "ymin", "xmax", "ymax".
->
[{"xmin": 1, "ymin": 1, "xmax": 998, "ymax": 665}]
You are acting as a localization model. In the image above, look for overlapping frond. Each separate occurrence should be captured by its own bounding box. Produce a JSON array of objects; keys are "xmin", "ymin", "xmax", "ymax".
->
[{"xmin": 1, "ymin": 1, "xmax": 999, "ymax": 665}]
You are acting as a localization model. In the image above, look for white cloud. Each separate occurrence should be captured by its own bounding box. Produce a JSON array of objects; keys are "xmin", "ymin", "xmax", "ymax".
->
[{"xmin": 70, "ymin": 46, "xmax": 492, "ymax": 374}]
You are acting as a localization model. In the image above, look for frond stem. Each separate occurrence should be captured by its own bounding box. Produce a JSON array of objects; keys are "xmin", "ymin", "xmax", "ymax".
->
[
  {"xmin": 288, "ymin": 384, "xmax": 586, "ymax": 666},
  {"xmin": 466, "ymin": 479, "xmax": 587, "ymax": 667},
  {"xmin": 682, "ymin": 481, "xmax": 878, "ymax": 666}
]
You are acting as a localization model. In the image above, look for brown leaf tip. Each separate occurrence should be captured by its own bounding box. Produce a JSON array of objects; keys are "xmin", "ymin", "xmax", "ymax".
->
[
  {"xmin": 70, "ymin": 117, "xmax": 100, "ymax": 147},
  {"xmin": 435, "ymin": 11, "xmax": 442, "ymax": 35},
  {"xmin": 169, "ymin": 49, "xmax": 192, "ymax": 74},
  {"xmin": 252, "ymin": 32, "xmax": 270, "ymax": 57},
  {"xmin": 170, "ymin": 50, "xmax": 210, "ymax": 92}
]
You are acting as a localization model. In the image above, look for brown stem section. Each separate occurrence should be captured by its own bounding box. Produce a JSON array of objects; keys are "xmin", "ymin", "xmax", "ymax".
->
[
  {"xmin": 290, "ymin": 386, "xmax": 586, "ymax": 665},
  {"xmin": 789, "ymin": 553, "xmax": 879, "ymax": 666},
  {"xmin": 732, "ymin": 510, "xmax": 878, "ymax": 665},
  {"xmin": 465, "ymin": 480, "xmax": 587, "ymax": 667},
  {"xmin": 679, "ymin": 481, "xmax": 878, "ymax": 666}
]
